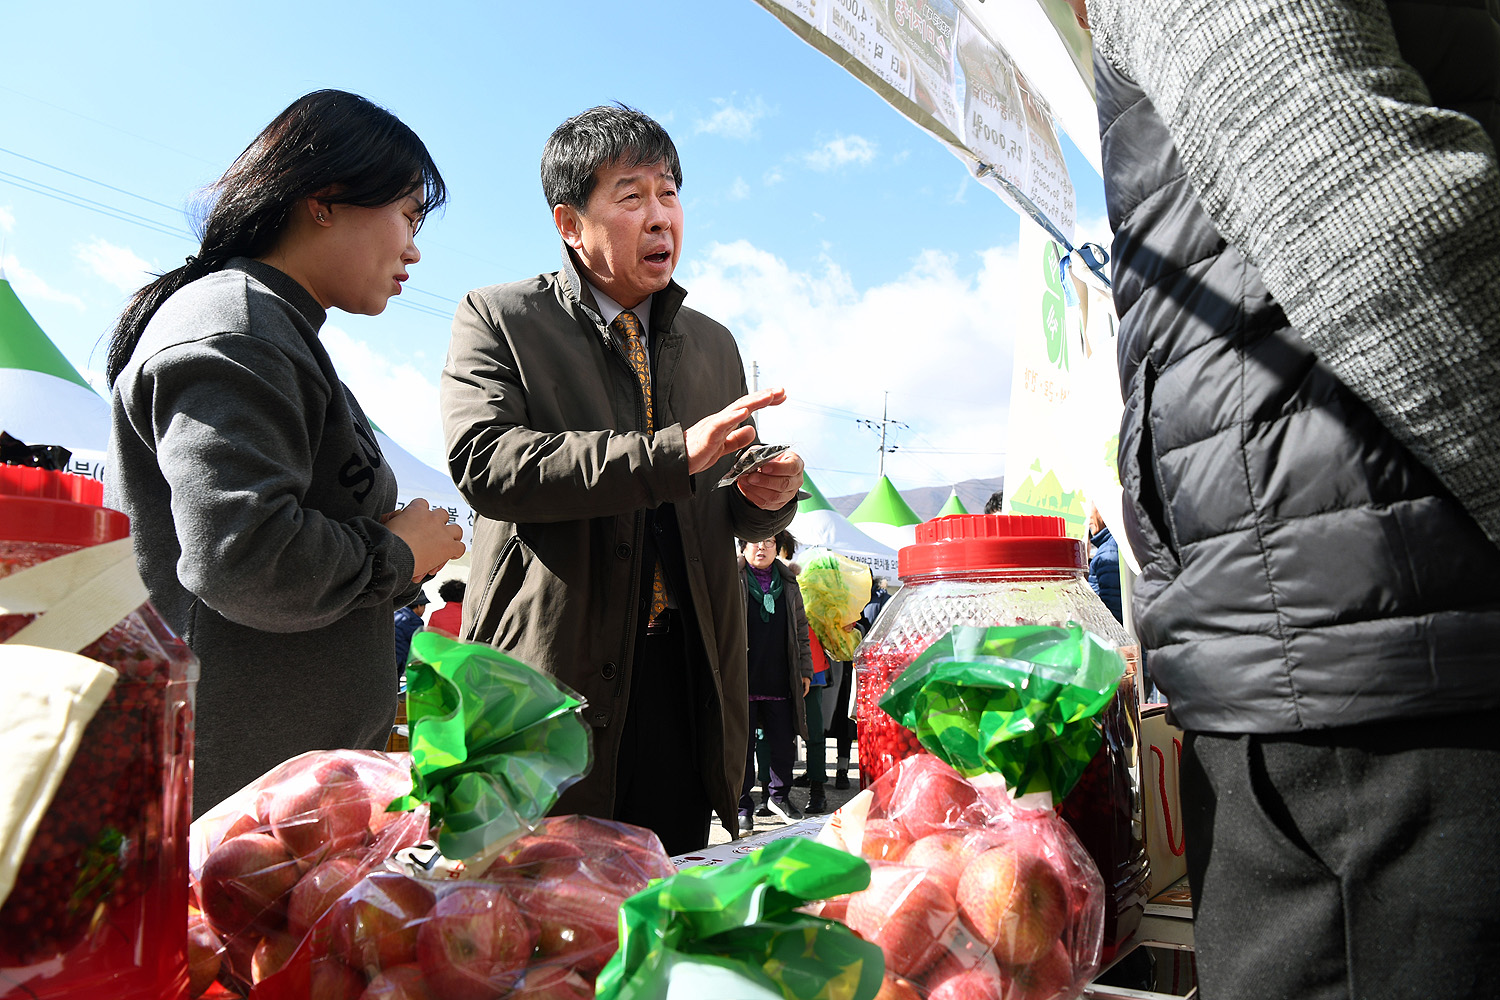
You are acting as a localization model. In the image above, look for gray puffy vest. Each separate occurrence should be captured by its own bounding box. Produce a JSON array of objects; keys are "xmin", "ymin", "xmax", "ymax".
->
[{"xmin": 1100, "ymin": 1, "xmax": 1500, "ymax": 733}]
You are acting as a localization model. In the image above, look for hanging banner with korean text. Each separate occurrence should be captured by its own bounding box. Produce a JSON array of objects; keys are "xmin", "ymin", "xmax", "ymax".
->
[
  {"xmin": 1003, "ymin": 220, "xmax": 1136, "ymax": 573},
  {"xmin": 751, "ymin": 0, "xmax": 1087, "ymax": 243}
]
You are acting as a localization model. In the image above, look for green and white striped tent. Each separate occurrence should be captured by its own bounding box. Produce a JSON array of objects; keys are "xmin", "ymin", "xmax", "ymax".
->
[
  {"xmin": 789, "ymin": 474, "xmax": 899, "ymax": 576},
  {"xmin": 847, "ymin": 476, "xmax": 923, "ymax": 553},
  {"xmin": 0, "ymin": 274, "xmax": 111, "ymax": 479}
]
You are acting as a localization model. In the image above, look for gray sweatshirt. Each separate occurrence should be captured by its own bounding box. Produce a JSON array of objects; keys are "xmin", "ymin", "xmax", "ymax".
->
[{"xmin": 107, "ymin": 259, "xmax": 416, "ymax": 816}]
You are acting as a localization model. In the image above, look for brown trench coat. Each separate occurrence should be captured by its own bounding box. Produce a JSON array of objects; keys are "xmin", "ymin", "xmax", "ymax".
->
[{"xmin": 440, "ymin": 248, "xmax": 795, "ymax": 838}]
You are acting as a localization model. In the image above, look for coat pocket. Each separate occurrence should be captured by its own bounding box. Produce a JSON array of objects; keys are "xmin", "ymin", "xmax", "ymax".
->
[{"xmin": 1122, "ymin": 358, "xmax": 1182, "ymax": 568}]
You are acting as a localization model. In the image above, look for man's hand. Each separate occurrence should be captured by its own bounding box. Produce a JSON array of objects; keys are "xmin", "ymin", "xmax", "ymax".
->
[
  {"xmin": 802, "ymin": 677, "xmax": 812, "ymax": 697},
  {"xmin": 685, "ymin": 388, "xmax": 787, "ymax": 476},
  {"xmin": 737, "ymin": 450, "xmax": 804, "ymax": 510}
]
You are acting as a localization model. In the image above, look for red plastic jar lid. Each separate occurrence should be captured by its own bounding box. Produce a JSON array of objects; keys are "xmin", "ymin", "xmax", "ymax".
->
[
  {"xmin": 0, "ymin": 466, "xmax": 129, "ymax": 546},
  {"xmin": 898, "ymin": 513, "xmax": 1085, "ymax": 579}
]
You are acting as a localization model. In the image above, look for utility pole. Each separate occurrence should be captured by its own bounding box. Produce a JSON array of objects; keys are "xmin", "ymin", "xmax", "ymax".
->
[
  {"xmin": 751, "ymin": 361, "xmax": 760, "ymax": 392},
  {"xmin": 858, "ymin": 390, "xmax": 907, "ymax": 478},
  {"xmin": 878, "ymin": 391, "xmax": 889, "ymax": 478}
]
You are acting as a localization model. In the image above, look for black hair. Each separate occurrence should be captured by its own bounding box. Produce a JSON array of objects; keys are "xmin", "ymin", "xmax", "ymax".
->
[
  {"xmin": 984, "ymin": 490, "xmax": 1005, "ymax": 515},
  {"xmin": 106, "ymin": 89, "xmax": 446, "ymax": 386},
  {"xmin": 540, "ymin": 103, "xmax": 682, "ymax": 211},
  {"xmin": 775, "ymin": 529, "xmax": 798, "ymax": 559},
  {"xmin": 438, "ymin": 579, "xmax": 466, "ymax": 603}
]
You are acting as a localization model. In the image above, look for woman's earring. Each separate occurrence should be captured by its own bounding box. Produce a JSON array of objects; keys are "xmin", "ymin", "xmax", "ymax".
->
[{"xmin": 316, "ymin": 212, "xmax": 326, "ymax": 222}]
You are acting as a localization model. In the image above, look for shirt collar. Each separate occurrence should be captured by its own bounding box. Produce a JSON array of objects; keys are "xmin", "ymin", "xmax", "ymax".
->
[{"xmin": 586, "ymin": 280, "xmax": 652, "ymax": 344}]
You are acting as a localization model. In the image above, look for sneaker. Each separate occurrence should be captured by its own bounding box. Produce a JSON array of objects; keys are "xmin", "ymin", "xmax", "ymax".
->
[
  {"xmin": 769, "ymin": 796, "xmax": 804, "ymax": 821},
  {"xmin": 806, "ymin": 784, "xmax": 828, "ymax": 814},
  {"xmin": 738, "ymin": 813, "xmax": 754, "ymax": 834},
  {"xmin": 834, "ymin": 772, "xmax": 851, "ymax": 790}
]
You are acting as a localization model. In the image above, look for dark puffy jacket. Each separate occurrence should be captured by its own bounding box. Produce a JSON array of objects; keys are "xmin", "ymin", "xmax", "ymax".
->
[{"xmin": 1100, "ymin": 4, "xmax": 1500, "ymax": 734}]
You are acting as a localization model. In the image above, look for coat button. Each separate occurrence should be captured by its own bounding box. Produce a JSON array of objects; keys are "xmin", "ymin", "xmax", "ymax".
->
[
  {"xmin": 615, "ymin": 542, "xmax": 631, "ymax": 559},
  {"xmin": 601, "ymin": 661, "xmax": 617, "ymax": 680}
]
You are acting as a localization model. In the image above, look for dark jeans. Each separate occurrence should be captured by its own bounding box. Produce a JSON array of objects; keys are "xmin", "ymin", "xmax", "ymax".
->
[
  {"xmin": 615, "ymin": 612, "xmax": 711, "ymax": 856},
  {"xmin": 1182, "ymin": 713, "xmax": 1500, "ymax": 1000},
  {"xmin": 828, "ymin": 659, "xmax": 855, "ymax": 765},
  {"xmin": 739, "ymin": 697, "xmax": 796, "ymax": 816},
  {"xmin": 804, "ymin": 684, "xmax": 827, "ymax": 785}
]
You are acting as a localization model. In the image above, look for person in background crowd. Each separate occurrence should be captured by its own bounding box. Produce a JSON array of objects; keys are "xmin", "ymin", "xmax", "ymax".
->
[
  {"xmin": 798, "ymin": 623, "xmax": 831, "ymax": 814},
  {"xmin": 394, "ymin": 590, "xmax": 428, "ymax": 674},
  {"xmin": 440, "ymin": 104, "xmax": 804, "ymax": 854},
  {"xmin": 1083, "ymin": 500, "xmax": 1122, "ymax": 623},
  {"xmin": 737, "ymin": 534, "xmax": 814, "ymax": 832},
  {"xmin": 1072, "ymin": 0, "xmax": 1500, "ymax": 994},
  {"xmin": 984, "ymin": 489, "xmax": 1004, "ymax": 515},
  {"xmin": 427, "ymin": 578, "xmax": 465, "ymax": 635},
  {"xmin": 105, "ymin": 90, "xmax": 465, "ymax": 817}
]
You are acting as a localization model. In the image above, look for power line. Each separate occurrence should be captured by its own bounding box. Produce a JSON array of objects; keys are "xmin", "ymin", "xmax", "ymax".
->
[
  {"xmin": 0, "ymin": 146, "xmax": 194, "ymax": 217},
  {"xmin": 0, "ymin": 171, "xmax": 192, "ymax": 241}
]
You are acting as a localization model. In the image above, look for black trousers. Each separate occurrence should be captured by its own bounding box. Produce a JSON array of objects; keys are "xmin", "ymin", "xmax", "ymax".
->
[
  {"xmin": 740, "ymin": 697, "xmax": 797, "ymax": 815},
  {"xmin": 613, "ymin": 611, "xmax": 712, "ymax": 856},
  {"xmin": 1181, "ymin": 713, "xmax": 1500, "ymax": 1000}
]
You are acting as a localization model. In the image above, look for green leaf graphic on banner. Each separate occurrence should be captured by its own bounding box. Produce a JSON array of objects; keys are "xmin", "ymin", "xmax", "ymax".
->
[{"xmin": 1042, "ymin": 242, "xmax": 1068, "ymax": 371}]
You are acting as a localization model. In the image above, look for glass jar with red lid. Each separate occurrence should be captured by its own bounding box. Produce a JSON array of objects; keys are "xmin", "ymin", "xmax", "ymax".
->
[
  {"xmin": 0, "ymin": 465, "xmax": 197, "ymax": 1000},
  {"xmin": 854, "ymin": 513, "xmax": 1148, "ymax": 958}
]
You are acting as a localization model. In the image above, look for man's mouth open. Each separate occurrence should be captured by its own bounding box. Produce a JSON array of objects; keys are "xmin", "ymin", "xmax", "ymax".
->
[{"xmin": 645, "ymin": 250, "xmax": 671, "ymax": 264}]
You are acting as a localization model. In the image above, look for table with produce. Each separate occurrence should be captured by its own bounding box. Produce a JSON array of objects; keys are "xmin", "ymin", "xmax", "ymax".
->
[{"xmin": 1, "ymin": 466, "xmax": 1189, "ymax": 1000}]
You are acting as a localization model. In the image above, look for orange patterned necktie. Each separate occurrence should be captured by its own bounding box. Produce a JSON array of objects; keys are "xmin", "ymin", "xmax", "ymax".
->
[{"xmin": 611, "ymin": 309, "xmax": 670, "ymax": 623}]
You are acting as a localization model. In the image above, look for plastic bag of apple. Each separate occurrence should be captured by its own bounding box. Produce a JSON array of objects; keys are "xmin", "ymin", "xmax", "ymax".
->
[
  {"xmin": 809, "ymin": 624, "xmax": 1128, "ymax": 1000},
  {"xmin": 186, "ymin": 632, "xmax": 676, "ymax": 1000}
]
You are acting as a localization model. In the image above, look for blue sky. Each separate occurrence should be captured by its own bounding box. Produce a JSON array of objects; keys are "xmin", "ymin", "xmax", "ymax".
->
[{"xmin": 0, "ymin": 0, "xmax": 1106, "ymax": 500}]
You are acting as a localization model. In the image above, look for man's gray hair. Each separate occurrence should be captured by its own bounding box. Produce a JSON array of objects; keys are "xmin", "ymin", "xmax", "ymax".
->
[{"xmin": 541, "ymin": 104, "xmax": 683, "ymax": 211}]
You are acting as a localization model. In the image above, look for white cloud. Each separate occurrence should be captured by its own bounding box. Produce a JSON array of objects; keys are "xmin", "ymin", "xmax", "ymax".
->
[
  {"xmin": 763, "ymin": 167, "xmax": 785, "ymax": 186},
  {"xmin": 0, "ymin": 254, "xmax": 84, "ymax": 308},
  {"xmin": 803, "ymin": 135, "xmax": 878, "ymax": 171},
  {"xmin": 0, "ymin": 206, "xmax": 14, "ymax": 233},
  {"xmin": 76, "ymin": 237, "xmax": 154, "ymax": 293},
  {"xmin": 682, "ymin": 239, "xmax": 1018, "ymax": 496},
  {"xmin": 728, "ymin": 177, "xmax": 751, "ymax": 201},
  {"xmin": 694, "ymin": 96, "xmax": 771, "ymax": 140},
  {"xmin": 320, "ymin": 325, "xmax": 447, "ymax": 471}
]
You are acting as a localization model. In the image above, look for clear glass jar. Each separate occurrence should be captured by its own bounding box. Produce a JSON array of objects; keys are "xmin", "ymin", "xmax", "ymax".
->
[
  {"xmin": 854, "ymin": 514, "xmax": 1147, "ymax": 957},
  {"xmin": 0, "ymin": 467, "xmax": 197, "ymax": 1000}
]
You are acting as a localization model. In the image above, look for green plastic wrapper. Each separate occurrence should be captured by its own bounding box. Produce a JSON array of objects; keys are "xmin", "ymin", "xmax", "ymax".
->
[
  {"xmin": 596, "ymin": 838, "xmax": 885, "ymax": 1000},
  {"xmin": 797, "ymin": 547, "xmax": 872, "ymax": 661},
  {"xmin": 386, "ymin": 631, "xmax": 591, "ymax": 866},
  {"xmin": 879, "ymin": 624, "xmax": 1125, "ymax": 799}
]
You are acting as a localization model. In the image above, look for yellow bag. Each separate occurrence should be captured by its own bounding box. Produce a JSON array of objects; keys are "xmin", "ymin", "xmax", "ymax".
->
[{"xmin": 796, "ymin": 548, "xmax": 871, "ymax": 661}]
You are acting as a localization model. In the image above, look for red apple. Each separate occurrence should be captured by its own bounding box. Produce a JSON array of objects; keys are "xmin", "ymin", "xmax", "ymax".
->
[
  {"xmin": 873, "ymin": 974, "xmax": 923, "ymax": 1000},
  {"xmin": 222, "ymin": 810, "xmax": 265, "ymax": 843},
  {"xmin": 490, "ymin": 835, "xmax": 588, "ymax": 880},
  {"xmin": 844, "ymin": 864, "xmax": 958, "ymax": 979},
  {"xmin": 187, "ymin": 910, "xmax": 223, "ymax": 998},
  {"xmin": 332, "ymin": 872, "xmax": 438, "ymax": 973},
  {"xmin": 308, "ymin": 956, "xmax": 367, "ymax": 1000},
  {"xmin": 1001, "ymin": 942, "xmax": 1074, "ymax": 1000},
  {"xmin": 252, "ymin": 930, "xmax": 300, "ymax": 983},
  {"xmin": 200, "ymin": 833, "xmax": 301, "ymax": 937},
  {"xmin": 957, "ymin": 845, "xmax": 1068, "ymax": 965},
  {"xmin": 812, "ymin": 894, "xmax": 849, "ymax": 923},
  {"xmin": 860, "ymin": 818, "xmax": 913, "ymax": 862},
  {"xmin": 929, "ymin": 968, "xmax": 1004, "ymax": 1000},
  {"xmin": 416, "ymin": 883, "xmax": 535, "ymax": 1000},
  {"xmin": 904, "ymin": 831, "xmax": 971, "ymax": 898},
  {"xmin": 923, "ymin": 923, "xmax": 1003, "ymax": 987},
  {"xmin": 531, "ymin": 814, "xmax": 675, "ymax": 886},
  {"xmin": 289, "ymin": 856, "xmax": 365, "ymax": 934},
  {"xmin": 507, "ymin": 878, "xmax": 624, "ymax": 976},
  {"xmin": 512, "ymin": 964, "xmax": 595, "ymax": 999},
  {"xmin": 270, "ymin": 760, "xmax": 373, "ymax": 867},
  {"xmin": 892, "ymin": 756, "xmax": 980, "ymax": 839},
  {"xmin": 358, "ymin": 965, "xmax": 432, "ymax": 1000}
]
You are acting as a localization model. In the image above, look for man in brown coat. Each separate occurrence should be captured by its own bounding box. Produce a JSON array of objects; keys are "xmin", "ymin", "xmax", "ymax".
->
[{"xmin": 440, "ymin": 105, "xmax": 804, "ymax": 853}]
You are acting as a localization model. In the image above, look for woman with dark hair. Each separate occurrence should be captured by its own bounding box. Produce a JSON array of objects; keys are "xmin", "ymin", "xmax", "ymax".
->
[{"xmin": 106, "ymin": 89, "xmax": 465, "ymax": 815}]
